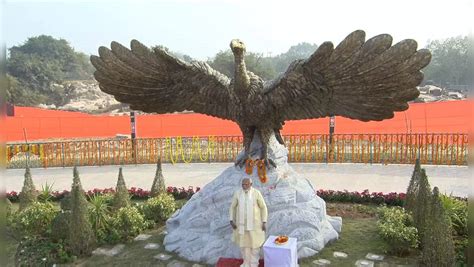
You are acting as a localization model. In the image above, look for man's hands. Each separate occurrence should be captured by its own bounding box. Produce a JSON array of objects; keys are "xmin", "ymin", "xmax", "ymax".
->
[{"xmin": 230, "ymin": 221, "xmax": 267, "ymax": 231}]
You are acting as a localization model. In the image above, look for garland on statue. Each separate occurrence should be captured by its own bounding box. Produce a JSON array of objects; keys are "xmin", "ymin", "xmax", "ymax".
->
[{"xmin": 244, "ymin": 159, "xmax": 268, "ymax": 183}]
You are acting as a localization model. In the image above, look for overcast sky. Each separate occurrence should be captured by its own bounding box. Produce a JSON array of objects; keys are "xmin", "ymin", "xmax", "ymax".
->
[{"xmin": 2, "ymin": 0, "xmax": 473, "ymax": 60}]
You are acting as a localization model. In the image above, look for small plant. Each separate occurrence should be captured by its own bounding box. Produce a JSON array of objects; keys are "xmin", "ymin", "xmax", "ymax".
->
[
  {"xmin": 88, "ymin": 194, "xmax": 112, "ymax": 244},
  {"xmin": 439, "ymin": 193, "xmax": 467, "ymax": 237},
  {"xmin": 38, "ymin": 182, "xmax": 54, "ymax": 202},
  {"xmin": 15, "ymin": 236, "xmax": 74, "ymax": 266},
  {"xmin": 12, "ymin": 201, "xmax": 58, "ymax": 237},
  {"xmin": 377, "ymin": 206, "xmax": 418, "ymax": 256},
  {"xmin": 110, "ymin": 206, "xmax": 148, "ymax": 242},
  {"xmin": 142, "ymin": 194, "xmax": 177, "ymax": 223}
]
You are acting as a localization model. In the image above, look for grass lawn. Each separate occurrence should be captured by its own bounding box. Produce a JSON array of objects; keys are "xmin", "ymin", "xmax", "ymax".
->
[{"xmin": 6, "ymin": 202, "xmax": 421, "ymax": 266}]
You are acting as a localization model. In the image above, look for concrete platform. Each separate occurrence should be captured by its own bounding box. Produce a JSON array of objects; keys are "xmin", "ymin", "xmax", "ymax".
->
[{"xmin": 3, "ymin": 163, "xmax": 470, "ymax": 197}]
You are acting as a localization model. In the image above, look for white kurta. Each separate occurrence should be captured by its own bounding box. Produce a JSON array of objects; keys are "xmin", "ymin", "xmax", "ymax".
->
[{"xmin": 229, "ymin": 188, "xmax": 268, "ymax": 248}]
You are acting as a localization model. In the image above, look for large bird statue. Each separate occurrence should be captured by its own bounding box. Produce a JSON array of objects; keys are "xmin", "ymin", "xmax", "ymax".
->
[{"xmin": 91, "ymin": 30, "xmax": 431, "ymax": 167}]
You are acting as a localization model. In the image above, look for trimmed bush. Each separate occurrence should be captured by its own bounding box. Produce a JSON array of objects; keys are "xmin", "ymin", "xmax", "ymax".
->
[
  {"xmin": 412, "ymin": 169, "xmax": 431, "ymax": 243},
  {"xmin": 377, "ymin": 206, "xmax": 418, "ymax": 256},
  {"xmin": 111, "ymin": 206, "xmax": 148, "ymax": 242},
  {"xmin": 150, "ymin": 160, "xmax": 167, "ymax": 197},
  {"xmin": 68, "ymin": 166, "xmax": 96, "ymax": 256},
  {"xmin": 142, "ymin": 194, "xmax": 177, "ymax": 223},
  {"xmin": 19, "ymin": 166, "xmax": 37, "ymax": 210},
  {"xmin": 405, "ymin": 158, "xmax": 421, "ymax": 213},
  {"xmin": 12, "ymin": 201, "xmax": 58, "ymax": 237},
  {"xmin": 112, "ymin": 167, "xmax": 130, "ymax": 210},
  {"xmin": 421, "ymin": 187, "xmax": 456, "ymax": 266}
]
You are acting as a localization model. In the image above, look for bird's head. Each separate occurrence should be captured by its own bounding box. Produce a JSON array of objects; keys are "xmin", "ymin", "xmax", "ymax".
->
[{"xmin": 230, "ymin": 39, "xmax": 246, "ymax": 57}]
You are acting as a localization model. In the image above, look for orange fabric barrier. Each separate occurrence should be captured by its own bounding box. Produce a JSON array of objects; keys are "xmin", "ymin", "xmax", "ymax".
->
[{"xmin": 3, "ymin": 100, "xmax": 471, "ymax": 142}]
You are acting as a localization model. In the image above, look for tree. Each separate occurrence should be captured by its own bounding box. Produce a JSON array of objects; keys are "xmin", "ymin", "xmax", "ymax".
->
[
  {"xmin": 6, "ymin": 35, "xmax": 94, "ymax": 106},
  {"xmin": 150, "ymin": 159, "xmax": 166, "ymax": 197},
  {"xmin": 112, "ymin": 167, "xmax": 130, "ymax": 210},
  {"xmin": 421, "ymin": 187, "xmax": 456, "ymax": 266},
  {"xmin": 423, "ymin": 35, "xmax": 474, "ymax": 87},
  {"xmin": 405, "ymin": 159, "xmax": 421, "ymax": 213},
  {"xmin": 19, "ymin": 166, "xmax": 37, "ymax": 210},
  {"xmin": 68, "ymin": 166, "xmax": 95, "ymax": 256}
]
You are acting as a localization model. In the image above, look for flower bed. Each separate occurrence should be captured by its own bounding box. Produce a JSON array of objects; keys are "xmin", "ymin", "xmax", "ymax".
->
[
  {"xmin": 317, "ymin": 189, "xmax": 406, "ymax": 206},
  {"xmin": 7, "ymin": 187, "xmax": 407, "ymax": 206}
]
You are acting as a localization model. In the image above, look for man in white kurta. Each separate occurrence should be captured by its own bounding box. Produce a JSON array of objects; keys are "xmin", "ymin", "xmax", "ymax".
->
[{"xmin": 229, "ymin": 178, "xmax": 268, "ymax": 267}]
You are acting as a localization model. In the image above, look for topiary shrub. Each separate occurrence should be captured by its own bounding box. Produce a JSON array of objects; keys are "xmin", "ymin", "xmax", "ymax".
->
[
  {"xmin": 150, "ymin": 159, "xmax": 167, "ymax": 197},
  {"xmin": 142, "ymin": 194, "xmax": 176, "ymax": 223},
  {"xmin": 421, "ymin": 187, "xmax": 456, "ymax": 266},
  {"xmin": 405, "ymin": 158, "xmax": 421, "ymax": 213},
  {"xmin": 12, "ymin": 201, "xmax": 58, "ymax": 237},
  {"xmin": 377, "ymin": 206, "xmax": 418, "ymax": 256},
  {"xmin": 412, "ymin": 168, "xmax": 431, "ymax": 243},
  {"xmin": 68, "ymin": 166, "xmax": 96, "ymax": 256},
  {"xmin": 110, "ymin": 206, "xmax": 148, "ymax": 242},
  {"xmin": 112, "ymin": 167, "xmax": 130, "ymax": 210},
  {"xmin": 19, "ymin": 166, "xmax": 37, "ymax": 210}
]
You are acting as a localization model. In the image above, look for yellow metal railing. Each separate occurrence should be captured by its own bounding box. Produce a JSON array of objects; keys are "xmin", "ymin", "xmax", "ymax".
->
[{"xmin": 6, "ymin": 133, "xmax": 468, "ymax": 168}]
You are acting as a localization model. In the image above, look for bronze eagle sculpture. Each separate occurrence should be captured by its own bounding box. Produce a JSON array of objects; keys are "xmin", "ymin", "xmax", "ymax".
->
[{"xmin": 90, "ymin": 30, "xmax": 431, "ymax": 167}]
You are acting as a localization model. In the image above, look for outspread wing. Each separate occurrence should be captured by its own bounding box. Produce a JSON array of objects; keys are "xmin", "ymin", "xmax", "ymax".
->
[
  {"xmin": 263, "ymin": 30, "xmax": 431, "ymax": 121},
  {"xmin": 90, "ymin": 40, "xmax": 236, "ymax": 120}
]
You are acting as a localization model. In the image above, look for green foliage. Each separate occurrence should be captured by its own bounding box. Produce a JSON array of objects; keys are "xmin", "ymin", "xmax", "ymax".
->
[
  {"xmin": 439, "ymin": 194, "xmax": 467, "ymax": 237},
  {"xmin": 112, "ymin": 167, "xmax": 130, "ymax": 210},
  {"xmin": 412, "ymin": 169, "xmax": 431, "ymax": 242},
  {"xmin": 142, "ymin": 194, "xmax": 176, "ymax": 223},
  {"xmin": 60, "ymin": 193, "xmax": 72, "ymax": 211},
  {"xmin": 150, "ymin": 160, "xmax": 167, "ymax": 197},
  {"xmin": 110, "ymin": 206, "xmax": 148, "ymax": 242},
  {"xmin": 404, "ymin": 159, "xmax": 421, "ymax": 213},
  {"xmin": 50, "ymin": 211, "xmax": 71, "ymax": 242},
  {"xmin": 19, "ymin": 166, "xmax": 37, "ymax": 211},
  {"xmin": 15, "ymin": 236, "xmax": 74, "ymax": 266},
  {"xmin": 6, "ymin": 197, "xmax": 12, "ymax": 219},
  {"xmin": 377, "ymin": 206, "xmax": 418, "ymax": 256},
  {"xmin": 12, "ymin": 201, "xmax": 58, "ymax": 237},
  {"xmin": 68, "ymin": 167, "xmax": 96, "ymax": 256},
  {"xmin": 6, "ymin": 35, "xmax": 94, "ymax": 106},
  {"xmin": 88, "ymin": 194, "xmax": 112, "ymax": 244},
  {"xmin": 421, "ymin": 187, "xmax": 456, "ymax": 266},
  {"xmin": 37, "ymin": 182, "xmax": 54, "ymax": 202},
  {"xmin": 424, "ymin": 35, "xmax": 474, "ymax": 87}
]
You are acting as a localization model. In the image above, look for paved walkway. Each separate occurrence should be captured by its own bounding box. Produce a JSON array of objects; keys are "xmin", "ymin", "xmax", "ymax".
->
[{"xmin": 4, "ymin": 163, "xmax": 470, "ymax": 197}]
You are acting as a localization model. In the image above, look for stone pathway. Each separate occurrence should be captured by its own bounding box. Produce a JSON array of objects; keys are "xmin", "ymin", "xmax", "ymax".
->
[{"xmin": 312, "ymin": 252, "xmax": 388, "ymax": 266}]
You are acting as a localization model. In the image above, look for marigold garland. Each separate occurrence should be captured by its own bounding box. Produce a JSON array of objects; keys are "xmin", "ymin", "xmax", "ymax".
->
[
  {"xmin": 245, "ymin": 159, "xmax": 254, "ymax": 175},
  {"xmin": 256, "ymin": 159, "xmax": 267, "ymax": 183}
]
